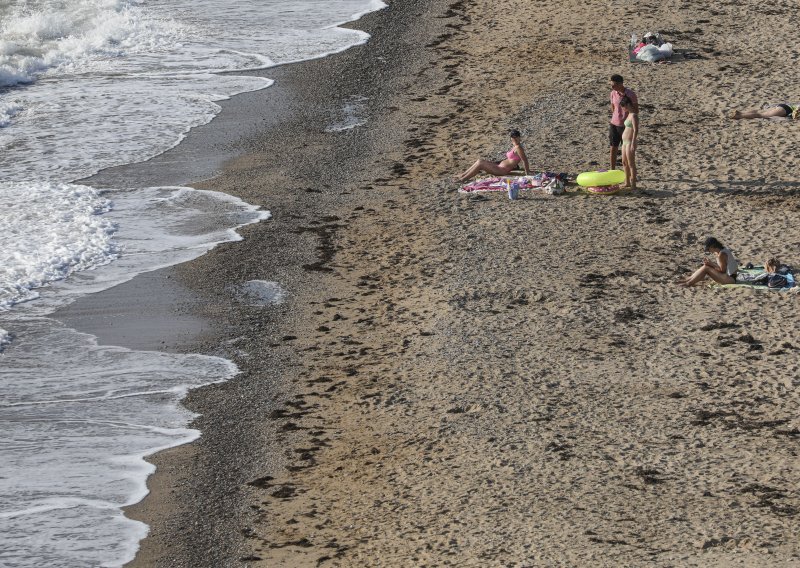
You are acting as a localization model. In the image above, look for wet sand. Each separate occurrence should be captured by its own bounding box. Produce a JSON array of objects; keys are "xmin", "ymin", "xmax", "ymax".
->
[{"xmin": 91, "ymin": 0, "xmax": 800, "ymax": 565}]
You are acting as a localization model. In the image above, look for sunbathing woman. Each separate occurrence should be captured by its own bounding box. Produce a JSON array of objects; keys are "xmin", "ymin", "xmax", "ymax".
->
[
  {"xmin": 620, "ymin": 96, "xmax": 638, "ymax": 190},
  {"xmin": 456, "ymin": 129, "xmax": 531, "ymax": 183},
  {"xmin": 729, "ymin": 103, "xmax": 798, "ymax": 120},
  {"xmin": 676, "ymin": 237, "xmax": 739, "ymax": 287}
]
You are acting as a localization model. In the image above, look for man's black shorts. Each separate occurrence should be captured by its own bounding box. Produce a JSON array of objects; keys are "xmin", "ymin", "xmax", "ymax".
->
[{"xmin": 609, "ymin": 124, "xmax": 625, "ymax": 147}]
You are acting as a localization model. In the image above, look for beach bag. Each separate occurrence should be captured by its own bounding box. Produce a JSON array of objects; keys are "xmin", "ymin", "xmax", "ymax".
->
[
  {"xmin": 636, "ymin": 44, "xmax": 665, "ymax": 62},
  {"xmin": 767, "ymin": 273, "xmax": 791, "ymax": 289},
  {"xmin": 544, "ymin": 178, "xmax": 564, "ymax": 195}
]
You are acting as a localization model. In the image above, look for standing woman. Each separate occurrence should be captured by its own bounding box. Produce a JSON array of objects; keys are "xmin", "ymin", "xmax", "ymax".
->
[
  {"xmin": 456, "ymin": 129, "xmax": 531, "ymax": 183},
  {"xmin": 620, "ymin": 96, "xmax": 638, "ymax": 190}
]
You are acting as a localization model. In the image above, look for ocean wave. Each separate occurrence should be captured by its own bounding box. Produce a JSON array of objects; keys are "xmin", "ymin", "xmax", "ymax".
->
[
  {"xmin": 0, "ymin": 101, "xmax": 22, "ymax": 126},
  {"xmin": 0, "ymin": 182, "xmax": 119, "ymax": 311},
  {"xmin": 0, "ymin": 0, "xmax": 188, "ymax": 88}
]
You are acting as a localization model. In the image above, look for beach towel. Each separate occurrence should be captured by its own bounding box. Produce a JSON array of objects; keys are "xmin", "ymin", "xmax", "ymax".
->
[
  {"xmin": 719, "ymin": 267, "xmax": 796, "ymax": 290},
  {"xmin": 459, "ymin": 173, "xmax": 567, "ymax": 194}
]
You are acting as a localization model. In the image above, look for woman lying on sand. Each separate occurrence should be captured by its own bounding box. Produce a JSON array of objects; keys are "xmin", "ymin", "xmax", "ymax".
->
[
  {"xmin": 676, "ymin": 237, "xmax": 739, "ymax": 287},
  {"xmin": 456, "ymin": 129, "xmax": 530, "ymax": 182},
  {"xmin": 729, "ymin": 103, "xmax": 798, "ymax": 120}
]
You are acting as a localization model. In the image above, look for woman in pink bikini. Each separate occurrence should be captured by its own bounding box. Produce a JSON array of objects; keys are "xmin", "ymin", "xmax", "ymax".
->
[{"xmin": 456, "ymin": 129, "xmax": 531, "ymax": 182}]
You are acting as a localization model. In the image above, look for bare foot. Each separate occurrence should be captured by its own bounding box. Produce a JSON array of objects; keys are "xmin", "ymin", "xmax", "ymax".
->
[{"xmin": 728, "ymin": 110, "xmax": 742, "ymax": 119}]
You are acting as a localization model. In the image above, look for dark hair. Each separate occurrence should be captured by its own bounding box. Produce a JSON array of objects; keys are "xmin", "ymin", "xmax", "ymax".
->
[
  {"xmin": 611, "ymin": 74, "xmax": 624, "ymax": 84},
  {"xmin": 703, "ymin": 237, "xmax": 724, "ymax": 252},
  {"xmin": 619, "ymin": 96, "xmax": 633, "ymax": 108},
  {"xmin": 509, "ymin": 129, "xmax": 521, "ymax": 138}
]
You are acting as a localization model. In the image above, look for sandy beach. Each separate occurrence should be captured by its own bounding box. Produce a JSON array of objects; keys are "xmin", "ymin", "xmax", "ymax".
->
[{"xmin": 86, "ymin": 0, "xmax": 800, "ymax": 565}]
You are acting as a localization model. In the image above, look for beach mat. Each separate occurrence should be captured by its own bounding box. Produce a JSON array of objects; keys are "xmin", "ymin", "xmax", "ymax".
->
[
  {"xmin": 719, "ymin": 267, "xmax": 796, "ymax": 291},
  {"xmin": 459, "ymin": 173, "xmax": 566, "ymax": 194}
]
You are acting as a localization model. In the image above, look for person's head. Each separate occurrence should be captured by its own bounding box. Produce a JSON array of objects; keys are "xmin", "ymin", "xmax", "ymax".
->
[
  {"xmin": 509, "ymin": 128, "xmax": 521, "ymax": 141},
  {"xmin": 610, "ymin": 74, "xmax": 624, "ymax": 92},
  {"xmin": 766, "ymin": 258, "xmax": 780, "ymax": 273},
  {"xmin": 703, "ymin": 237, "xmax": 724, "ymax": 254},
  {"xmin": 619, "ymin": 96, "xmax": 634, "ymax": 111}
]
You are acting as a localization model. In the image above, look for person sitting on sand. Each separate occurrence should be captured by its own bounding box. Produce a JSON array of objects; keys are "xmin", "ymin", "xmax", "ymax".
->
[
  {"xmin": 456, "ymin": 129, "xmax": 530, "ymax": 183},
  {"xmin": 676, "ymin": 237, "xmax": 739, "ymax": 287},
  {"xmin": 729, "ymin": 103, "xmax": 798, "ymax": 120},
  {"xmin": 620, "ymin": 96, "xmax": 639, "ymax": 190}
]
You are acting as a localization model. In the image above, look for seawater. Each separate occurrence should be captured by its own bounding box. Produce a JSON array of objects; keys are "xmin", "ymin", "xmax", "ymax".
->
[{"xmin": 0, "ymin": 0, "xmax": 385, "ymax": 566}]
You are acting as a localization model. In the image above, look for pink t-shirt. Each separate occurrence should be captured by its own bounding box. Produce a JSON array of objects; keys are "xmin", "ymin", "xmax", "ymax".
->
[{"xmin": 610, "ymin": 87, "xmax": 638, "ymax": 126}]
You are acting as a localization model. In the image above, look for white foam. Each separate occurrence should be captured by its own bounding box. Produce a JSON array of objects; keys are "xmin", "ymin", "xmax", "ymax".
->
[
  {"xmin": 0, "ymin": 0, "xmax": 388, "ymax": 565},
  {"xmin": 0, "ymin": 101, "xmax": 22, "ymax": 127},
  {"xmin": 0, "ymin": 0, "xmax": 189, "ymax": 88},
  {"xmin": 6, "ymin": 185, "xmax": 271, "ymax": 319},
  {"xmin": 326, "ymin": 95, "xmax": 369, "ymax": 132},
  {"xmin": 239, "ymin": 280, "xmax": 287, "ymax": 305},
  {"xmin": 0, "ymin": 320, "xmax": 238, "ymax": 567},
  {"xmin": 0, "ymin": 182, "xmax": 118, "ymax": 311},
  {"xmin": 0, "ymin": 327, "xmax": 10, "ymax": 351}
]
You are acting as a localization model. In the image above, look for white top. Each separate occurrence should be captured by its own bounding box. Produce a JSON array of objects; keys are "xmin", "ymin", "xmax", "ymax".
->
[{"xmin": 721, "ymin": 248, "xmax": 739, "ymax": 276}]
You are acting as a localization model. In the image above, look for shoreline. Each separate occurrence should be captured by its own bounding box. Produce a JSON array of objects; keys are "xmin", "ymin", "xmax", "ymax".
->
[
  {"xmin": 53, "ymin": 0, "xmax": 800, "ymax": 565},
  {"xmin": 47, "ymin": 5, "xmax": 392, "ymax": 567}
]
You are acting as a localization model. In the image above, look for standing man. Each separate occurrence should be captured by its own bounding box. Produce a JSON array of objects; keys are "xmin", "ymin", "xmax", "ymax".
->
[{"xmin": 609, "ymin": 74, "xmax": 638, "ymax": 170}]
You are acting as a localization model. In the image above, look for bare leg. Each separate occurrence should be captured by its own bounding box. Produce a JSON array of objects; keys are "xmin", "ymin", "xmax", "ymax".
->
[
  {"xmin": 729, "ymin": 106, "xmax": 788, "ymax": 120},
  {"xmin": 627, "ymin": 145, "xmax": 637, "ymax": 190},
  {"xmin": 705, "ymin": 270, "xmax": 736, "ymax": 285},
  {"xmin": 610, "ymin": 145, "xmax": 619, "ymax": 169},
  {"xmin": 678, "ymin": 265, "xmax": 734, "ymax": 286},
  {"xmin": 622, "ymin": 146, "xmax": 631, "ymax": 187},
  {"xmin": 458, "ymin": 159, "xmax": 512, "ymax": 182},
  {"xmin": 678, "ymin": 265, "xmax": 710, "ymax": 286}
]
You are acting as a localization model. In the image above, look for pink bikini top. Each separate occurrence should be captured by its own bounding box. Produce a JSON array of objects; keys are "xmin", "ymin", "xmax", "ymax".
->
[{"xmin": 506, "ymin": 148, "xmax": 521, "ymax": 162}]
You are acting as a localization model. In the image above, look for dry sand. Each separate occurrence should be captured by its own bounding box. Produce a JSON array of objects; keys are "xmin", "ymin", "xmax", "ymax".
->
[{"xmin": 127, "ymin": 0, "xmax": 800, "ymax": 565}]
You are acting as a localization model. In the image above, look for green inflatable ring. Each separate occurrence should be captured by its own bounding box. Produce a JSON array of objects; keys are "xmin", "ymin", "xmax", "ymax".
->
[{"xmin": 576, "ymin": 170, "xmax": 625, "ymax": 187}]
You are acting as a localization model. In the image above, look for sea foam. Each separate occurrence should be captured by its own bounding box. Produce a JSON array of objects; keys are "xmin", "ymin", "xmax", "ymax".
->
[
  {"xmin": 0, "ymin": 182, "xmax": 118, "ymax": 311},
  {"xmin": 0, "ymin": 0, "xmax": 386, "ymax": 565},
  {"xmin": 0, "ymin": 0, "xmax": 188, "ymax": 88}
]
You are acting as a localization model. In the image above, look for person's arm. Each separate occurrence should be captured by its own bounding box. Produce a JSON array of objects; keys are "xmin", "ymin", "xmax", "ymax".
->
[
  {"xmin": 631, "ymin": 113, "xmax": 639, "ymax": 143},
  {"xmin": 516, "ymin": 142, "xmax": 531, "ymax": 175},
  {"xmin": 703, "ymin": 255, "xmax": 720, "ymax": 270}
]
